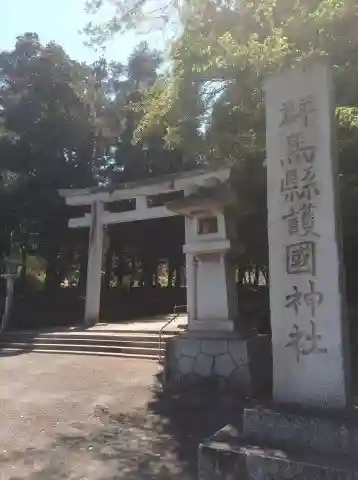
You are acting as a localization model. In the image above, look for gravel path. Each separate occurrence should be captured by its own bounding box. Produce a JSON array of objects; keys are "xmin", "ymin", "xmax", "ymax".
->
[{"xmin": 0, "ymin": 352, "xmax": 242, "ymax": 479}]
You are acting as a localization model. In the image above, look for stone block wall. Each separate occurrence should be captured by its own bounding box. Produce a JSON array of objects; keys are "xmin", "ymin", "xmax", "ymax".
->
[{"xmin": 165, "ymin": 333, "xmax": 272, "ymax": 396}]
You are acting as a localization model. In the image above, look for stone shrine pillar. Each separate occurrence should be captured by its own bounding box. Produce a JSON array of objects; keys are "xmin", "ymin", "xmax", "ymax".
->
[
  {"xmin": 265, "ymin": 63, "xmax": 350, "ymax": 407},
  {"xmin": 164, "ymin": 176, "xmax": 272, "ymax": 394},
  {"xmin": 198, "ymin": 63, "xmax": 356, "ymax": 480}
]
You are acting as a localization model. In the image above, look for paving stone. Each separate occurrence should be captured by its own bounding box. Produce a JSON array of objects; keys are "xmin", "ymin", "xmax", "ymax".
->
[{"xmin": 0, "ymin": 351, "xmax": 245, "ymax": 480}]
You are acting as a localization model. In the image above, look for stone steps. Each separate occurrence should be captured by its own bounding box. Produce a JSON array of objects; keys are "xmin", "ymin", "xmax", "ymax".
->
[
  {"xmin": 0, "ymin": 329, "xmax": 178, "ymax": 360},
  {"xmin": 199, "ymin": 424, "xmax": 358, "ymax": 479},
  {"xmin": 1, "ymin": 332, "xmax": 173, "ymax": 345},
  {"xmin": 199, "ymin": 407, "xmax": 358, "ymax": 479},
  {"xmin": 0, "ymin": 347, "xmax": 159, "ymax": 360}
]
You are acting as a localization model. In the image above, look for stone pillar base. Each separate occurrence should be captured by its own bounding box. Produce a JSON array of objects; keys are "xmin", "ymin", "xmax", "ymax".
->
[
  {"xmin": 199, "ymin": 406, "xmax": 358, "ymax": 479},
  {"xmin": 164, "ymin": 332, "xmax": 272, "ymax": 396}
]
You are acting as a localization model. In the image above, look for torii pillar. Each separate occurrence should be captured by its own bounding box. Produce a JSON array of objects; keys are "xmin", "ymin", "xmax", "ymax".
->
[{"xmin": 84, "ymin": 200, "xmax": 104, "ymax": 327}]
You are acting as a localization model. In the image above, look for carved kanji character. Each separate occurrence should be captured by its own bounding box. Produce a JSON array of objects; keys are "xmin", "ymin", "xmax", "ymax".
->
[
  {"xmin": 299, "ymin": 95, "xmax": 316, "ymax": 128},
  {"xmin": 303, "ymin": 280, "xmax": 324, "ymax": 317},
  {"xmin": 281, "ymin": 169, "xmax": 299, "ymax": 202},
  {"xmin": 286, "ymin": 241, "xmax": 316, "ymax": 275},
  {"xmin": 282, "ymin": 207, "xmax": 300, "ymax": 236},
  {"xmin": 280, "ymin": 100, "xmax": 298, "ymax": 126},
  {"xmin": 299, "ymin": 203, "xmax": 320, "ymax": 238},
  {"xmin": 301, "ymin": 146, "xmax": 316, "ymax": 164},
  {"xmin": 296, "ymin": 167, "xmax": 320, "ymax": 201},
  {"xmin": 301, "ymin": 320, "xmax": 327, "ymax": 357},
  {"xmin": 286, "ymin": 132, "xmax": 304, "ymax": 164},
  {"xmin": 285, "ymin": 324, "xmax": 305, "ymax": 362},
  {"xmin": 285, "ymin": 286, "xmax": 302, "ymax": 314},
  {"xmin": 285, "ymin": 321, "xmax": 327, "ymax": 363}
]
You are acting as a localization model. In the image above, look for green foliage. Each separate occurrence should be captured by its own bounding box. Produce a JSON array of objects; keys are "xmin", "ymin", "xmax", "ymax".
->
[
  {"xmin": 0, "ymin": 33, "xmax": 195, "ymax": 299},
  {"xmin": 86, "ymin": 0, "xmax": 358, "ymax": 286},
  {"xmin": 86, "ymin": 0, "xmax": 358, "ymax": 152},
  {"xmin": 84, "ymin": 0, "xmax": 181, "ymax": 45},
  {"xmin": 105, "ymin": 41, "xmax": 199, "ymax": 183},
  {"xmin": 3, "ymin": 0, "xmax": 358, "ymax": 306},
  {"xmin": 0, "ymin": 33, "xmax": 115, "ymax": 278}
]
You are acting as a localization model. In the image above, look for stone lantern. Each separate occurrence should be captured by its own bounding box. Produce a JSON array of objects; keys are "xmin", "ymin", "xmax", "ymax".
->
[
  {"xmin": 164, "ymin": 174, "xmax": 272, "ymax": 394},
  {"xmin": 167, "ymin": 177, "xmax": 241, "ymax": 332}
]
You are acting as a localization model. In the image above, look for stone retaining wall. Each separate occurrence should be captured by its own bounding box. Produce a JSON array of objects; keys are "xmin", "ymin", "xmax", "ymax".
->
[{"xmin": 165, "ymin": 333, "xmax": 272, "ymax": 395}]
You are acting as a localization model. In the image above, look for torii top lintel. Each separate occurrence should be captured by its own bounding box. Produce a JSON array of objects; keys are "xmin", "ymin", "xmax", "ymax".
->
[{"xmin": 59, "ymin": 166, "xmax": 231, "ymax": 229}]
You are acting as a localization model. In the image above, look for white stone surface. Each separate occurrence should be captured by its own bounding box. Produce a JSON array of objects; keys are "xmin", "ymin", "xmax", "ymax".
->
[
  {"xmin": 190, "ymin": 319, "xmax": 234, "ymax": 332},
  {"xmin": 183, "ymin": 240, "xmax": 231, "ymax": 255},
  {"xmin": 185, "ymin": 248, "xmax": 195, "ymax": 326},
  {"xmin": 60, "ymin": 167, "xmax": 231, "ymax": 207},
  {"xmin": 189, "ymin": 248, "xmax": 238, "ymax": 332},
  {"xmin": 185, "ymin": 211, "xmax": 228, "ymax": 245},
  {"xmin": 265, "ymin": 62, "xmax": 350, "ymax": 407},
  {"xmin": 197, "ymin": 254, "xmax": 227, "ymax": 320},
  {"xmin": 84, "ymin": 200, "xmax": 104, "ymax": 326},
  {"xmin": 69, "ymin": 205, "xmax": 176, "ymax": 227}
]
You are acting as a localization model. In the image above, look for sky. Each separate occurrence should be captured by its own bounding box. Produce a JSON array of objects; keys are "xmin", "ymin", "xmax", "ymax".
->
[{"xmin": 1, "ymin": 0, "xmax": 167, "ymax": 64}]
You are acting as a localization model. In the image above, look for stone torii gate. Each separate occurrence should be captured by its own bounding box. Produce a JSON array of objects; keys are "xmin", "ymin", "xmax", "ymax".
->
[
  {"xmin": 59, "ymin": 167, "xmax": 231, "ymax": 327},
  {"xmin": 60, "ymin": 166, "xmax": 271, "ymax": 393}
]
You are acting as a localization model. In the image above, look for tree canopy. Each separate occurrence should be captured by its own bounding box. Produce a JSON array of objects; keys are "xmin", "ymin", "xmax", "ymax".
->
[
  {"xmin": 85, "ymin": 0, "xmax": 358, "ymax": 295},
  {"xmin": 0, "ymin": 32, "xmax": 194, "ymax": 307},
  {"xmin": 86, "ymin": 0, "xmax": 358, "ymax": 151}
]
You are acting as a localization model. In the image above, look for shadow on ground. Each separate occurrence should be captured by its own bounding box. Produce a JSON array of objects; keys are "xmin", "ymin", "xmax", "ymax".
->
[
  {"xmin": 1, "ymin": 376, "xmax": 260, "ymax": 479},
  {"xmin": 0, "ymin": 331, "xmax": 38, "ymax": 357}
]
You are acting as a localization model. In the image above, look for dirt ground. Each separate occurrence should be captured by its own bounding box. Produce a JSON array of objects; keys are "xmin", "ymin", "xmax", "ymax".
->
[{"xmin": 0, "ymin": 352, "xmax": 244, "ymax": 480}]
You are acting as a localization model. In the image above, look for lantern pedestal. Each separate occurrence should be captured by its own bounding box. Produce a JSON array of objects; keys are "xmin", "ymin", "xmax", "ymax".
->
[{"xmin": 164, "ymin": 331, "xmax": 272, "ymax": 396}]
